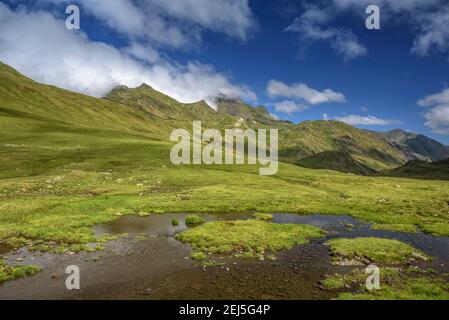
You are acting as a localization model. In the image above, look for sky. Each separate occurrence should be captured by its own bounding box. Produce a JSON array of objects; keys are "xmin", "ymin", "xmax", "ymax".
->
[{"xmin": 1, "ymin": 0, "xmax": 449, "ymax": 143}]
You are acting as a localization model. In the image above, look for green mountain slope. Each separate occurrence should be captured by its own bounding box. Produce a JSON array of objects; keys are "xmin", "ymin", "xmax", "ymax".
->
[
  {"xmin": 381, "ymin": 158, "xmax": 449, "ymax": 180},
  {"xmin": 215, "ymin": 96, "xmax": 280, "ymax": 126},
  {"xmin": 0, "ymin": 62, "xmax": 407, "ymax": 175},
  {"xmin": 1, "ymin": 61, "xmax": 449, "ymax": 248},
  {"xmin": 0, "ymin": 63, "xmax": 168, "ymax": 138},
  {"xmin": 280, "ymin": 121, "xmax": 407, "ymax": 171},
  {"xmin": 297, "ymin": 150, "xmax": 377, "ymax": 175}
]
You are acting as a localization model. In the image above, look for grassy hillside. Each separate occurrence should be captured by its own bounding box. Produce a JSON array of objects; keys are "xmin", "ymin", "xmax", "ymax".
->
[
  {"xmin": 382, "ymin": 158, "xmax": 449, "ymax": 180},
  {"xmin": 281, "ymin": 121, "xmax": 406, "ymax": 170},
  {"xmin": 297, "ymin": 150, "xmax": 376, "ymax": 175},
  {"xmin": 1, "ymin": 62, "xmax": 449, "ymax": 251}
]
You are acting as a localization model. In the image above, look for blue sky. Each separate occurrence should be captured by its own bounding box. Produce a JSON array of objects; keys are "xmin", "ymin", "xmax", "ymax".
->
[{"xmin": 1, "ymin": 0, "xmax": 449, "ymax": 143}]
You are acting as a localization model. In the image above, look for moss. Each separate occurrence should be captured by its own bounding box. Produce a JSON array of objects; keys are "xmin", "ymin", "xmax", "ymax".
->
[
  {"xmin": 202, "ymin": 260, "xmax": 225, "ymax": 267},
  {"xmin": 0, "ymin": 260, "xmax": 41, "ymax": 283},
  {"xmin": 191, "ymin": 252, "xmax": 207, "ymax": 261},
  {"xmin": 185, "ymin": 215, "xmax": 205, "ymax": 225},
  {"xmin": 322, "ymin": 276, "xmax": 348, "ymax": 290},
  {"xmin": 326, "ymin": 238, "xmax": 430, "ymax": 264},
  {"xmin": 420, "ymin": 223, "xmax": 449, "ymax": 237},
  {"xmin": 172, "ymin": 219, "xmax": 180, "ymax": 226},
  {"xmin": 137, "ymin": 212, "xmax": 150, "ymax": 217},
  {"xmin": 4, "ymin": 237, "xmax": 29, "ymax": 249},
  {"xmin": 372, "ymin": 224, "xmax": 418, "ymax": 233},
  {"xmin": 176, "ymin": 220, "xmax": 324, "ymax": 259},
  {"xmin": 253, "ymin": 213, "xmax": 273, "ymax": 221},
  {"xmin": 97, "ymin": 234, "xmax": 126, "ymax": 244},
  {"xmin": 337, "ymin": 274, "xmax": 449, "ymax": 300},
  {"xmin": 323, "ymin": 267, "xmax": 449, "ymax": 300}
]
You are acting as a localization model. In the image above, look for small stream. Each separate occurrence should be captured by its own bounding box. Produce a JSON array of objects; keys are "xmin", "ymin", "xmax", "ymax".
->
[{"xmin": 0, "ymin": 213, "xmax": 448, "ymax": 300}]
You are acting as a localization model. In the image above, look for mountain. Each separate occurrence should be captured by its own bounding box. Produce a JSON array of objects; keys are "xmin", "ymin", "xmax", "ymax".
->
[
  {"xmin": 215, "ymin": 96, "xmax": 279, "ymax": 126},
  {"xmin": 105, "ymin": 83, "xmax": 408, "ymax": 172},
  {"xmin": 0, "ymin": 62, "xmax": 429, "ymax": 176},
  {"xmin": 376, "ymin": 129, "xmax": 449, "ymax": 162},
  {"xmin": 105, "ymin": 84, "xmax": 236, "ymax": 130},
  {"xmin": 296, "ymin": 150, "xmax": 377, "ymax": 175},
  {"xmin": 280, "ymin": 120, "xmax": 407, "ymax": 171},
  {"xmin": 381, "ymin": 158, "xmax": 449, "ymax": 180}
]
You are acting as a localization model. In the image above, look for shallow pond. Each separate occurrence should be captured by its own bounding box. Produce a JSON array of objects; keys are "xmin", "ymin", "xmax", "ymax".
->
[{"xmin": 0, "ymin": 213, "xmax": 448, "ymax": 300}]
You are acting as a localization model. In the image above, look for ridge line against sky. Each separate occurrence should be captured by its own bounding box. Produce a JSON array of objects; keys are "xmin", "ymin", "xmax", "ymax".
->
[{"xmin": 0, "ymin": 0, "xmax": 449, "ymax": 143}]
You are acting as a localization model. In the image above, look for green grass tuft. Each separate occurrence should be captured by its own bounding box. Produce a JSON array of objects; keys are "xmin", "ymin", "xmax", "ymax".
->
[
  {"xmin": 253, "ymin": 213, "xmax": 273, "ymax": 221},
  {"xmin": 327, "ymin": 238, "xmax": 430, "ymax": 264},
  {"xmin": 176, "ymin": 220, "xmax": 324, "ymax": 258},
  {"xmin": 0, "ymin": 260, "xmax": 41, "ymax": 283},
  {"xmin": 185, "ymin": 215, "xmax": 205, "ymax": 225}
]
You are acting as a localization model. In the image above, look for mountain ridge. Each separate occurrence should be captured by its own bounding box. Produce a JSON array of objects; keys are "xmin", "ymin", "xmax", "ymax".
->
[
  {"xmin": 375, "ymin": 129, "xmax": 449, "ymax": 162},
  {"xmin": 1, "ymin": 61, "xmax": 447, "ymax": 176}
]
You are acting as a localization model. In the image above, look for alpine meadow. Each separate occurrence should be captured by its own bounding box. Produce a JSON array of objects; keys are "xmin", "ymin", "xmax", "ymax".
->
[{"xmin": 1, "ymin": 0, "xmax": 449, "ymax": 303}]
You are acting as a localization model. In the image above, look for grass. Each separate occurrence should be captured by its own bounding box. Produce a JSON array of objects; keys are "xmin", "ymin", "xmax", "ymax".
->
[
  {"xmin": 1, "ymin": 62, "xmax": 449, "ymax": 253},
  {"xmin": 338, "ymin": 277, "xmax": 449, "ymax": 300},
  {"xmin": 185, "ymin": 215, "xmax": 205, "ymax": 225},
  {"xmin": 326, "ymin": 238, "xmax": 430, "ymax": 264},
  {"xmin": 0, "ymin": 260, "xmax": 41, "ymax": 283},
  {"xmin": 327, "ymin": 268, "xmax": 449, "ymax": 300},
  {"xmin": 190, "ymin": 252, "xmax": 207, "ymax": 261},
  {"xmin": 253, "ymin": 213, "xmax": 273, "ymax": 221},
  {"xmin": 176, "ymin": 220, "xmax": 324, "ymax": 259}
]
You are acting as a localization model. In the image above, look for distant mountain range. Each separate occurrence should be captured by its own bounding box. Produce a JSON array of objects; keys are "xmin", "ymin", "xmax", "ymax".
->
[
  {"xmin": 374, "ymin": 129, "xmax": 449, "ymax": 162},
  {"xmin": 1, "ymin": 61, "xmax": 448, "ymax": 179}
]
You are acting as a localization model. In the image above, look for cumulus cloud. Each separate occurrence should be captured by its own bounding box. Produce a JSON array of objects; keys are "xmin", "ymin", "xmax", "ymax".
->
[
  {"xmin": 286, "ymin": 6, "xmax": 367, "ymax": 60},
  {"xmin": 271, "ymin": 101, "xmax": 309, "ymax": 114},
  {"xmin": 411, "ymin": 6, "xmax": 449, "ymax": 57},
  {"xmin": 36, "ymin": 0, "xmax": 256, "ymax": 48},
  {"xmin": 418, "ymin": 88, "xmax": 449, "ymax": 135},
  {"xmin": 332, "ymin": 0, "xmax": 449, "ymax": 58},
  {"xmin": 267, "ymin": 80, "xmax": 346, "ymax": 105},
  {"xmin": 289, "ymin": 0, "xmax": 449, "ymax": 60},
  {"xmin": 335, "ymin": 115, "xmax": 400, "ymax": 126},
  {"xmin": 332, "ymin": 0, "xmax": 440, "ymax": 12},
  {"xmin": 0, "ymin": 3, "xmax": 255, "ymax": 108}
]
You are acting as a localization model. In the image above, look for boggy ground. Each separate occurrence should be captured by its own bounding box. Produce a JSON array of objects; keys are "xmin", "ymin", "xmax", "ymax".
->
[{"xmin": 0, "ymin": 214, "xmax": 448, "ymax": 300}]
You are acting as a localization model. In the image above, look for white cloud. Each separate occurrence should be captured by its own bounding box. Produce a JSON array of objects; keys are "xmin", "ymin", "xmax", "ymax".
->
[
  {"xmin": 267, "ymin": 80, "xmax": 346, "ymax": 105},
  {"xmin": 142, "ymin": 0, "xmax": 256, "ymax": 42},
  {"xmin": 272, "ymin": 101, "xmax": 309, "ymax": 114},
  {"xmin": 333, "ymin": 0, "xmax": 440, "ymax": 12},
  {"xmin": 411, "ymin": 7, "xmax": 449, "ymax": 57},
  {"xmin": 0, "ymin": 3, "xmax": 255, "ymax": 108},
  {"xmin": 333, "ymin": 0, "xmax": 449, "ymax": 58},
  {"xmin": 36, "ymin": 0, "xmax": 256, "ymax": 48},
  {"xmin": 286, "ymin": 6, "xmax": 367, "ymax": 60},
  {"xmin": 418, "ymin": 88, "xmax": 449, "ymax": 135},
  {"xmin": 335, "ymin": 115, "xmax": 400, "ymax": 126},
  {"xmin": 289, "ymin": 1, "xmax": 449, "ymax": 60}
]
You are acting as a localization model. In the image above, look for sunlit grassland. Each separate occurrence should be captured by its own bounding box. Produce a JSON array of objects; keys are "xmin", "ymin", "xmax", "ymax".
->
[
  {"xmin": 1, "ymin": 124, "xmax": 449, "ymax": 248},
  {"xmin": 1, "ymin": 58, "xmax": 449, "ymax": 248}
]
